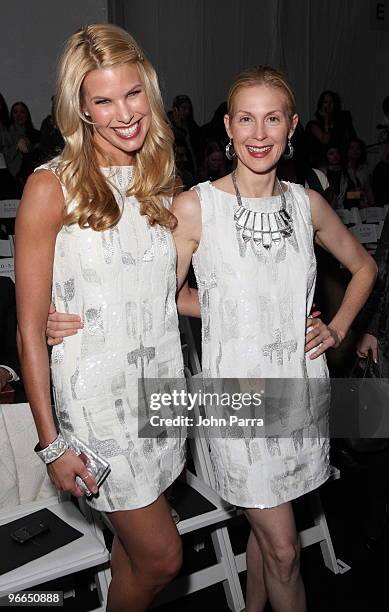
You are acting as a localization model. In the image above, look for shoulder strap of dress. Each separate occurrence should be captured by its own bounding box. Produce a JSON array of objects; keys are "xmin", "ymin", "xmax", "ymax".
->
[
  {"xmin": 190, "ymin": 180, "xmax": 214, "ymax": 203},
  {"xmin": 34, "ymin": 157, "xmax": 68, "ymax": 202},
  {"xmin": 288, "ymin": 182, "xmax": 313, "ymax": 226},
  {"xmin": 34, "ymin": 156, "xmax": 61, "ymax": 176}
]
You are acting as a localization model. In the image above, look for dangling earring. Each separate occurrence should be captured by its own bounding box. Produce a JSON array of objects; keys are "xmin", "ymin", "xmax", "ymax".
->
[
  {"xmin": 84, "ymin": 111, "xmax": 91, "ymax": 118},
  {"xmin": 225, "ymin": 139, "xmax": 236, "ymax": 160},
  {"xmin": 283, "ymin": 138, "xmax": 294, "ymax": 160}
]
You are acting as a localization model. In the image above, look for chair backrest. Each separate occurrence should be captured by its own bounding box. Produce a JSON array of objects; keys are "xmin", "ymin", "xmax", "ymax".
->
[
  {"xmin": 0, "ymin": 200, "xmax": 20, "ymax": 219},
  {"xmin": 0, "ymin": 257, "xmax": 14, "ymax": 282},
  {"xmin": 0, "ymin": 237, "xmax": 13, "ymax": 258}
]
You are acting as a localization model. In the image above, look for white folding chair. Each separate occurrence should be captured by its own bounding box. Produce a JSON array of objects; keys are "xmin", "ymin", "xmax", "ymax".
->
[
  {"xmin": 0, "ymin": 236, "xmax": 13, "ymax": 258},
  {"xmin": 0, "ymin": 256, "xmax": 14, "ymax": 282},
  {"xmin": 0, "ymin": 199, "xmax": 19, "ymax": 219},
  {"xmin": 0, "ymin": 403, "xmax": 110, "ymax": 611},
  {"xmin": 0, "ymin": 200, "xmax": 19, "ymax": 236}
]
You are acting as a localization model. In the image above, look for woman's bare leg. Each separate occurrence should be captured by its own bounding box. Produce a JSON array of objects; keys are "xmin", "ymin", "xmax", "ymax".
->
[
  {"xmin": 245, "ymin": 528, "xmax": 267, "ymax": 612},
  {"xmin": 244, "ymin": 502, "xmax": 306, "ymax": 612},
  {"xmin": 106, "ymin": 493, "xmax": 182, "ymax": 612}
]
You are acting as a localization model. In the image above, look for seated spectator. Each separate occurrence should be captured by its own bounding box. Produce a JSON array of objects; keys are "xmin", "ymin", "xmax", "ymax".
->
[
  {"xmin": 201, "ymin": 101, "xmax": 229, "ymax": 150},
  {"xmin": 0, "ymin": 93, "xmax": 18, "ymax": 199},
  {"xmin": 0, "ymin": 276, "xmax": 21, "ymax": 395},
  {"xmin": 8, "ymin": 101, "xmax": 40, "ymax": 192},
  {"xmin": 344, "ymin": 138, "xmax": 374, "ymax": 208},
  {"xmin": 174, "ymin": 139, "xmax": 195, "ymax": 190},
  {"xmin": 320, "ymin": 144, "xmax": 348, "ymax": 209},
  {"xmin": 277, "ymin": 123, "xmax": 330, "ymax": 195},
  {"xmin": 34, "ymin": 95, "xmax": 64, "ymax": 165},
  {"xmin": 199, "ymin": 141, "xmax": 228, "ymax": 182},
  {"xmin": 305, "ymin": 90, "xmax": 356, "ymax": 167},
  {"xmin": 372, "ymin": 144, "xmax": 389, "ymax": 205},
  {"xmin": 170, "ymin": 94, "xmax": 203, "ymax": 179}
]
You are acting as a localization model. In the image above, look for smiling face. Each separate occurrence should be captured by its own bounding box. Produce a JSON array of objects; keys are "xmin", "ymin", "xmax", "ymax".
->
[
  {"xmin": 225, "ymin": 84, "xmax": 298, "ymax": 174},
  {"xmin": 81, "ymin": 62, "xmax": 152, "ymax": 164}
]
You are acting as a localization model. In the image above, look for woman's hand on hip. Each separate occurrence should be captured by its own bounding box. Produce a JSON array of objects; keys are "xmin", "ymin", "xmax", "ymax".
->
[
  {"xmin": 305, "ymin": 316, "xmax": 341, "ymax": 359},
  {"xmin": 46, "ymin": 302, "xmax": 83, "ymax": 346}
]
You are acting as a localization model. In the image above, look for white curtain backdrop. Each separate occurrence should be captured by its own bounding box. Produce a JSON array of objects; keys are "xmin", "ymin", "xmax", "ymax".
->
[{"xmin": 111, "ymin": 0, "xmax": 389, "ymax": 149}]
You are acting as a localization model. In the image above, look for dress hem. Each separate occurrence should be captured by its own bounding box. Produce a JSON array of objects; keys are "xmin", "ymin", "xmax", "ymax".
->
[
  {"xmin": 86, "ymin": 460, "xmax": 186, "ymax": 513},
  {"xmin": 216, "ymin": 468, "xmax": 331, "ymax": 510}
]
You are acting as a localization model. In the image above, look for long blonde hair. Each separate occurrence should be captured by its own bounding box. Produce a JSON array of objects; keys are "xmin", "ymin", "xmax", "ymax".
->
[
  {"xmin": 55, "ymin": 23, "xmax": 176, "ymax": 231},
  {"xmin": 227, "ymin": 65, "xmax": 296, "ymax": 120}
]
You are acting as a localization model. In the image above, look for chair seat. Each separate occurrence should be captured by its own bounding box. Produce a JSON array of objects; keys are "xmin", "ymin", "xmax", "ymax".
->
[{"xmin": 0, "ymin": 496, "xmax": 109, "ymax": 597}]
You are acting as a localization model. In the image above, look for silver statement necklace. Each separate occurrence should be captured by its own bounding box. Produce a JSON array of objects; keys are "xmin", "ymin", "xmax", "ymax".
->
[{"xmin": 231, "ymin": 170, "xmax": 294, "ymax": 250}]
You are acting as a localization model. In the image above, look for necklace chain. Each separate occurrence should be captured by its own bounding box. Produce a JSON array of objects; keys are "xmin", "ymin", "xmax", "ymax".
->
[{"xmin": 231, "ymin": 170, "xmax": 294, "ymax": 250}]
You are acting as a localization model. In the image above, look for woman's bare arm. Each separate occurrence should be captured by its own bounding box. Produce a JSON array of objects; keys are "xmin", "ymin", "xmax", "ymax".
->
[
  {"xmin": 309, "ymin": 188, "xmax": 377, "ymax": 342},
  {"xmin": 15, "ymin": 171, "xmax": 95, "ymax": 495},
  {"xmin": 16, "ymin": 170, "xmax": 64, "ymax": 447},
  {"xmin": 177, "ymin": 281, "xmax": 200, "ymax": 318},
  {"xmin": 171, "ymin": 189, "xmax": 201, "ymax": 290}
]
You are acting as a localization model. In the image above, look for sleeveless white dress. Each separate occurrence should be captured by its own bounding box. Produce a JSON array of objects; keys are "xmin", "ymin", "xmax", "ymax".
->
[
  {"xmin": 36, "ymin": 161, "xmax": 186, "ymax": 512},
  {"xmin": 192, "ymin": 180, "xmax": 330, "ymax": 508}
]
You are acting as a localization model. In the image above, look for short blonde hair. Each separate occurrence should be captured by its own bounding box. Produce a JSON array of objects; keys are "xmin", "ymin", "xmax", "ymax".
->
[
  {"xmin": 55, "ymin": 23, "xmax": 176, "ymax": 231},
  {"xmin": 227, "ymin": 65, "xmax": 296, "ymax": 120}
]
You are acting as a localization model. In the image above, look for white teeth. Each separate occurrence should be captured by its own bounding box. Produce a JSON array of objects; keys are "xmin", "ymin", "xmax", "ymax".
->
[
  {"xmin": 114, "ymin": 123, "xmax": 139, "ymax": 136},
  {"xmin": 248, "ymin": 145, "xmax": 271, "ymax": 153}
]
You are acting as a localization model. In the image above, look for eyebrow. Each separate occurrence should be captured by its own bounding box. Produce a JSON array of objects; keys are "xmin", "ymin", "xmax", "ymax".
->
[
  {"xmin": 236, "ymin": 109, "xmax": 284, "ymax": 115},
  {"xmin": 90, "ymin": 83, "xmax": 143, "ymax": 101}
]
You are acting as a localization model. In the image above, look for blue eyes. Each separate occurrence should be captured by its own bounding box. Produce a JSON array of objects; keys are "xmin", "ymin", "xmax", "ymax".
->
[
  {"xmin": 94, "ymin": 90, "xmax": 141, "ymax": 105},
  {"xmin": 239, "ymin": 115, "xmax": 280, "ymax": 123}
]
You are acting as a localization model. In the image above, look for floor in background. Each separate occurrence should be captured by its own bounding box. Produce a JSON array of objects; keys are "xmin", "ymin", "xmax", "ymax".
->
[
  {"xmin": 154, "ymin": 444, "xmax": 389, "ymax": 612},
  {"xmin": 29, "ymin": 444, "xmax": 389, "ymax": 612}
]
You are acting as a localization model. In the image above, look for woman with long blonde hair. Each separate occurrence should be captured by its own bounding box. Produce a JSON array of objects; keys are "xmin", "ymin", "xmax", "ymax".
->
[{"xmin": 16, "ymin": 24, "xmax": 186, "ymax": 611}]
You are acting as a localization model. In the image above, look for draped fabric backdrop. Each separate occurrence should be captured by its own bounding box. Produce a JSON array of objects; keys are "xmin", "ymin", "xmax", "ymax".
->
[
  {"xmin": 1, "ymin": 1, "xmax": 388, "ymax": 151},
  {"xmin": 110, "ymin": 0, "xmax": 389, "ymax": 149}
]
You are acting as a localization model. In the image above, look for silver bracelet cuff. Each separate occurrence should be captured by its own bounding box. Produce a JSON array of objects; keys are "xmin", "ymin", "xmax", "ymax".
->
[{"xmin": 34, "ymin": 433, "xmax": 69, "ymax": 464}]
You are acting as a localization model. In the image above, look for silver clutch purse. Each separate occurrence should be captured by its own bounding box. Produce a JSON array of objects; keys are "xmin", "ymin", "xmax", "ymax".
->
[{"xmin": 68, "ymin": 434, "xmax": 111, "ymax": 496}]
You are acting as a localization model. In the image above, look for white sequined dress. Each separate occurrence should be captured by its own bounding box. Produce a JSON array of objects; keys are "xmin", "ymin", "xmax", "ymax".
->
[
  {"xmin": 192, "ymin": 180, "xmax": 330, "ymax": 508},
  {"xmin": 37, "ymin": 162, "xmax": 186, "ymax": 512}
]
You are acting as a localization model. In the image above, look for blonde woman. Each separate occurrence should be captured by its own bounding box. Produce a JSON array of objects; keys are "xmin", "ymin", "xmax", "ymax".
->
[
  {"xmin": 46, "ymin": 66, "xmax": 377, "ymax": 611},
  {"xmin": 16, "ymin": 24, "xmax": 186, "ymax": 612},
  {"xmin": 172, "ymin": 67, "xmax": 376, "ymax": 611}
]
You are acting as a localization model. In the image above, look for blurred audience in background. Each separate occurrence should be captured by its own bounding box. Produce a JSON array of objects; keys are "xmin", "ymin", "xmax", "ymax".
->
[
  {"xmin": 199, "ymin": 141, "xmax": 229, "ymax": 182},
  {"xmin": 0, "ymin": 92, "xmax": 19, "ymax": 199},
  {"xmin": 34, "ymin": 95, "xmax": 64, "ymax": 166},
  {"xmin": 320, "ymin": 144, "xmax": 348, "ymax": 209},
  {"xmin": 344, "ymin": 138, "xmax": 374, "ymax": 208},
  {"xmin": 170, "ymin": 94, "xmax": 202, "ymax": 179},
  {"xmin": 8, "ymin": 101, "xmax": 40, "ymax": 193},
  {"xmin": 305, "ymin": 90, "xmax": 356, "ymax": 168}
]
